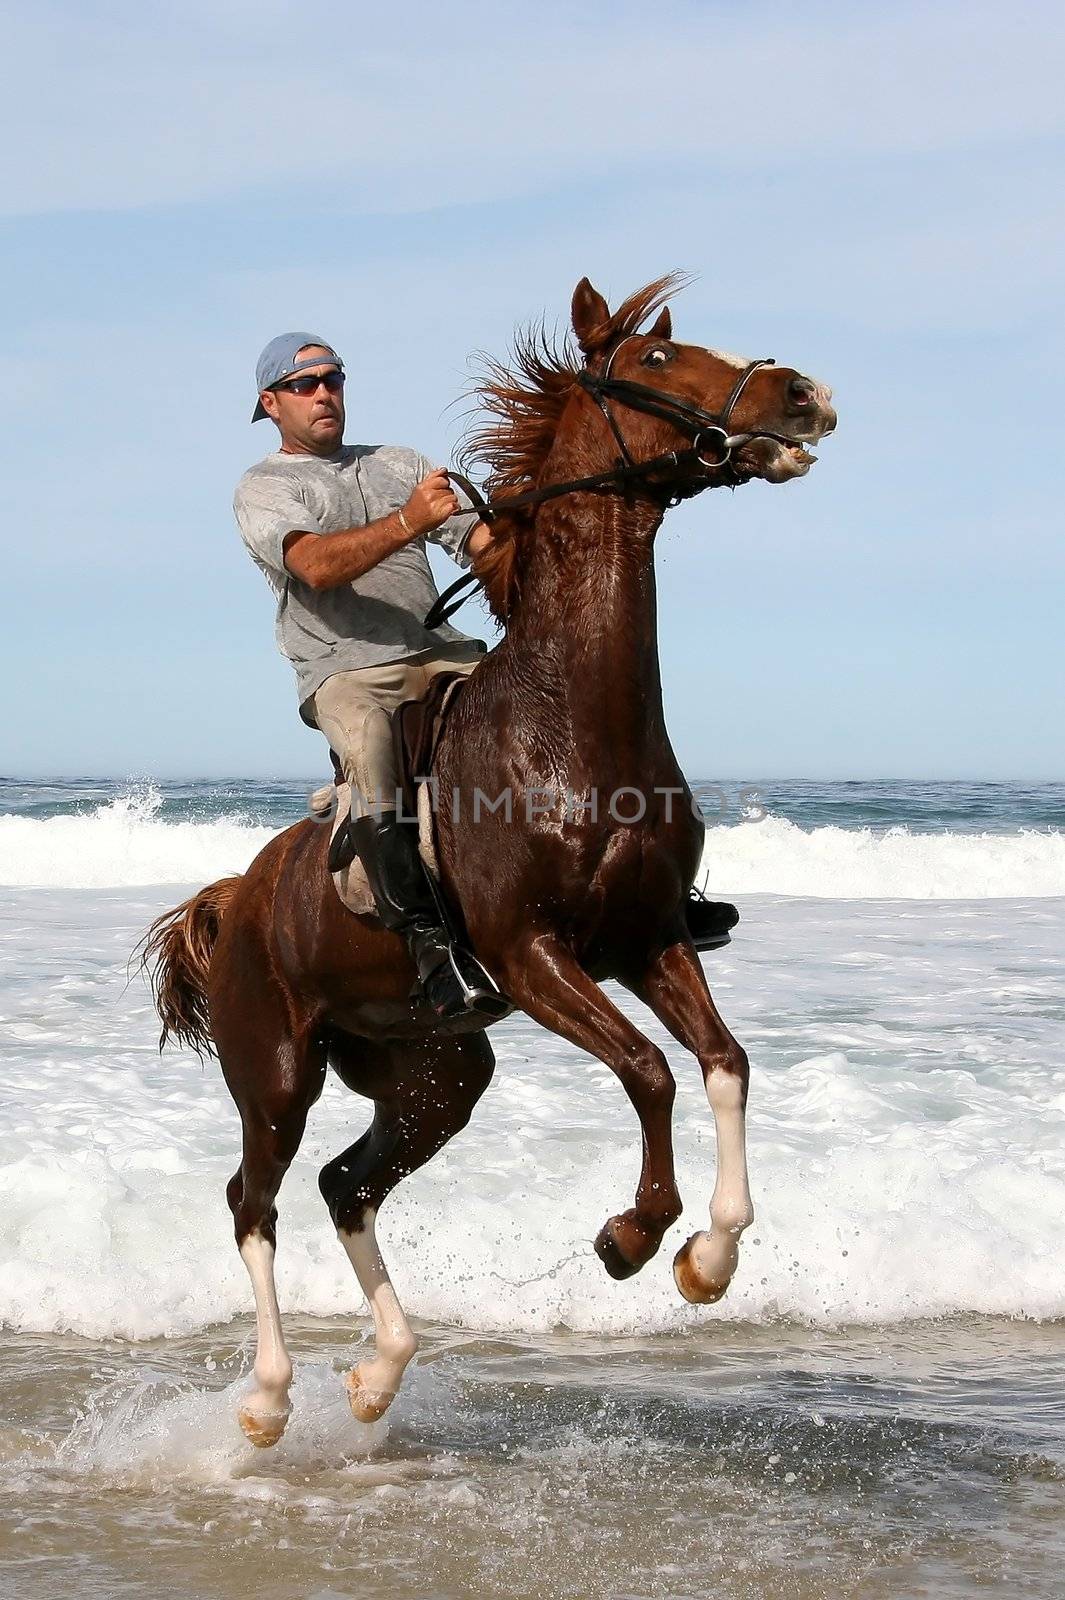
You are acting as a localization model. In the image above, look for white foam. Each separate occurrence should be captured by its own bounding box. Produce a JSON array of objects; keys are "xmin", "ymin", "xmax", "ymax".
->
[
  {"xmin": 0, "ymin": 783, "xmax": 276, "ymax": 889},
  {"xmin": 1, "ymin": 888, "xmax": 1062, "ymax": 1338},
  {"xmin": 699, "ymin": 814, "xmax": 1065, "ymax": 899},
  {"xmin": 55, "ymin": 1364, "xmax": 384, "ymax": 1486},
  {"xmin": 2, "ymin": 787, "xmax": 1063, "ymax": 897}
]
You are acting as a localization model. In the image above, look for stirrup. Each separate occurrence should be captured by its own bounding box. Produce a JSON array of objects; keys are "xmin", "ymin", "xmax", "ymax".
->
[
  {"xmin": 442, "ymin": 944, "xmax": 510, "ymax": 1019},
  {"xmin": 420, "ymin": 947, "xmax": 509, "ymax": 1022}
]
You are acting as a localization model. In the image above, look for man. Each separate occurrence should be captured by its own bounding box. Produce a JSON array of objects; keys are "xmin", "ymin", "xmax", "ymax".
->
[{"xmin": 234, "ymin": 332, "xmax": 499, "ymax": 1021}]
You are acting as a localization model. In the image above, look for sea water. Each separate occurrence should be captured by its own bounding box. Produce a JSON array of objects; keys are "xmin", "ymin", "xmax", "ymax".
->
[{"xmin": 1, "ymin": 777, "xmax": 1063, "ymax": 1598}]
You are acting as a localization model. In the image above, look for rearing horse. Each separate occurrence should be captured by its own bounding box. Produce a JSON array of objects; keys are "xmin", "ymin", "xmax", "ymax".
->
[{"xmin": 145, "ymin": 275, "xmax": 835, "ymax": 1448}]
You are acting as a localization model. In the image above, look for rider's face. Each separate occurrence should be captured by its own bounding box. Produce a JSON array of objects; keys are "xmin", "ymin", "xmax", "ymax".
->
[{"xmin": 259, "ymin": 346, "xmax": 346, "ymax": 455}]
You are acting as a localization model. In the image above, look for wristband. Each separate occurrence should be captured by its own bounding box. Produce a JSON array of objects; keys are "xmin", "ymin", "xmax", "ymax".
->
[{"xmin": 397, "ymin": 508, "xmax": 414, "ymax": 539}]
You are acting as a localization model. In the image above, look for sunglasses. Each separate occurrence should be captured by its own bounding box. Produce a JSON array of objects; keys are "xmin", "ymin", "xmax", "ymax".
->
[{"xmin": 272, "ymin": 370, "xmax": 345, "ymax": 397}]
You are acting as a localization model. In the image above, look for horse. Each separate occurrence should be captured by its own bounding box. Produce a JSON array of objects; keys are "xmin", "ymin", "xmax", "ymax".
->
[{"xmin": 145, "ymin": 274, "xmax": 835, "ymax": 1448}]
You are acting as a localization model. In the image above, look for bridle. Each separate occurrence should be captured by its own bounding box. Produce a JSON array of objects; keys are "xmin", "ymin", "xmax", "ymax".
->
[
  {"xmin": 576, "ymin": 334, "xmax": 788, "ymax": 483},
  {"xmin": 425, "ymin": 336, "xmax": 798, "ymax": 628}
]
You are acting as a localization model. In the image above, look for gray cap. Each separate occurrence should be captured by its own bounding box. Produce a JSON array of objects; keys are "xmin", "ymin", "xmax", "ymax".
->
[{"xmin": 252, "ymin": 332, "xmax": 344, "ymax": 421}]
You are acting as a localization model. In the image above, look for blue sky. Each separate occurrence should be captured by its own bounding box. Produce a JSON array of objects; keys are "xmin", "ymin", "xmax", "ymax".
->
[{"xmin": 2, "ymin": 0, "xmax": 1062, "ymax": 779}]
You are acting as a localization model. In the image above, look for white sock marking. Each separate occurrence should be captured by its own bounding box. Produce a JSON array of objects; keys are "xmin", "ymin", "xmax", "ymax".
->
[
  {"xmin": 339, "ymin": 1209, "xmax": 418, "ymax": 1412},
  {"xmin": 238, "ymin": 1232, "xmax": 293, "ymax": 1434}
]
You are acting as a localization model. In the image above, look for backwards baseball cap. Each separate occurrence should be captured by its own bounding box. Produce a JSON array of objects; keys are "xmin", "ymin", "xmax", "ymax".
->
[{"xmin": 252, "ymin": 332, "xmax": 345, "ymax": 422}]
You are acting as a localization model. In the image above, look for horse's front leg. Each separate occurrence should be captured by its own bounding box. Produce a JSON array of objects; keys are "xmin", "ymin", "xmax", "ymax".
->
[
  {"xmin": 498, "ymin": 936, "xmax": 682, "ymax": 1276},
  {"xmin": 629, "ymin": 939, "xmax": 754, "ymax": 1305}
]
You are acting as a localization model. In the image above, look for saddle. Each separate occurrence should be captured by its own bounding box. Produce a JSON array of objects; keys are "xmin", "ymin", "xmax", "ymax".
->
[
  {"xmin": 311, "ymin": 669, "xmax": 738, "ymax": 951},
  {"xmin": 312, "ymin": 671, "xmax": 470, "ymax": 917},
  {"xmin": 391, "ymin": 669, "xmax": 469, "ymax": 823}
]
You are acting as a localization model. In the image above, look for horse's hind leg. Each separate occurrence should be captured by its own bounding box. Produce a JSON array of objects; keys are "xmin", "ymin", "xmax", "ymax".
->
[
  {"xmin": 319, "ymin": 1030, "xmax": 495, "ymax": 1423},
  {"xmin": 213, "ymin": 970, "xmax": 326, "ymax": 1447},
  {"xmin": 630, "ymin": 939, "xmax": 753, "ymax": 1305}
]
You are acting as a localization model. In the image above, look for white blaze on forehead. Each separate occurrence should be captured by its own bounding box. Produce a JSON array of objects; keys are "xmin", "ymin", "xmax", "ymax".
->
[{"xmin": 707, "ymin": 348, "xmax": 749, "ymax": 370}]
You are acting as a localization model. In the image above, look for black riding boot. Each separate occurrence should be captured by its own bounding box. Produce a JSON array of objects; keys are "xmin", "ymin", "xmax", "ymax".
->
[
  {"xmin": 348, "ymin": 811, "xmax": 506, "ymax": 1020},
  {"xmin": 684, "ymin": 889, "xmax": 740, "ymax": 951}
]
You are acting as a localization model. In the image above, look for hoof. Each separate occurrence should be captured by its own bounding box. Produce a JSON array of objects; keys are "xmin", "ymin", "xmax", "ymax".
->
[
  {"xmin": 595, "ymin": 1225, "xmax": 642, "ymax": 1280},
  {"xmin": 238, "ymin": 1404, "xmax": 290, "ymax": 1449},
  {"xmin": 594, "ymin": 1214, "xmax": 659, "ymax": 1280},
  {"xmin": 345, "ymin": 1365, "xmax": 396, "ymax": 1424},
  {"xmin": 673, "ymin": 1231, "xmax": 734, "ymax": 1306}
]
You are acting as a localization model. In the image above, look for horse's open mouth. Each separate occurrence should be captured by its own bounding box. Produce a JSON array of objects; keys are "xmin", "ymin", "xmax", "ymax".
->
[{"xmin": 733, "ymin": 437, "xmax": 818, "ymax": 483}]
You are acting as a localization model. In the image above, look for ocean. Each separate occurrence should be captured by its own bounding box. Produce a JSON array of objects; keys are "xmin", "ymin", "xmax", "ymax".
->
[{"xmin": 1, "ymin": 776, "xmax": 1063, "ymax": 1598}]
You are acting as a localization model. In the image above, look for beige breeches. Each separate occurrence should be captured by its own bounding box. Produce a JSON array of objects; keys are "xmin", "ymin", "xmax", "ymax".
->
[{"xmin": 310, "ymin": 651, "xmax": 481, "ymax": 815}]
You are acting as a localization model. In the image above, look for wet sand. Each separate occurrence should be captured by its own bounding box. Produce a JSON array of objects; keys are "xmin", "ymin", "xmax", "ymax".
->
[{"xmin": 3, "ymin": 1316, "xmax": 1064, "ymax": 1599}]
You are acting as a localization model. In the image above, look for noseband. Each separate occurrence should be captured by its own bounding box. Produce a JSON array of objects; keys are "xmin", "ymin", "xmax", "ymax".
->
[{"xmin": 426, "ymin": 342, "xmax": 797, "ymax": 627}]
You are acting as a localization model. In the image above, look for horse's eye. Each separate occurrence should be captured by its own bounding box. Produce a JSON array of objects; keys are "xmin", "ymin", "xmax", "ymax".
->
[{"xmin": 642, "ymin": 346, "xmax": 671, "ymax": 367}]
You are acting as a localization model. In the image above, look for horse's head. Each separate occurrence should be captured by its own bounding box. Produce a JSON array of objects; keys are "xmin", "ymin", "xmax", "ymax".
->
[
  {"xmin": 571, "ymin": 277, "xmax": 836, "ymax": 490},
  {"xmin": 462, "ymin": 274, "xmax": 837, "ymax": 625}
]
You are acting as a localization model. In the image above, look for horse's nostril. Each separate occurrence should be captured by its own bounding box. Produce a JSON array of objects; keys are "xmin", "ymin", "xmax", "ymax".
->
[{"xmin": 787, "ymin": 377, "xmax": 816, "ymax": 408}]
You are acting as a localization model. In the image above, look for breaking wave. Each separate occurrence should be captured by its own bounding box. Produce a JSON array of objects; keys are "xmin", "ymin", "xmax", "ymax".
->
[{"xmin": 1, "ymin": 783, "xmax": 1062, "ymax": 897}]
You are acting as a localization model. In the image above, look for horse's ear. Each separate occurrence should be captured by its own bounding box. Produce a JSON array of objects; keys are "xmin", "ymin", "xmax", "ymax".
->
[
  {"xmin": 648, "ymin": 307, "xmax": 672, "ymax": 339},
  {"xmin": 572, "ymin": 277, "xmax": 613, "ymax": 354}
]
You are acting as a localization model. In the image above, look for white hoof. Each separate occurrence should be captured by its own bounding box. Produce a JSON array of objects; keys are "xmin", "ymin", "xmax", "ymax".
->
[
  {"xmin": 238, "ymin": 1400, "xmax": 290, "ymax": 1449},
  {"xmin": 345, "ymin": 1364, "xmax": 396, "ymax": 1424},
  {"xmin": 673, "ymin": 1229, "xmax": 739, "ymax": 1306}
]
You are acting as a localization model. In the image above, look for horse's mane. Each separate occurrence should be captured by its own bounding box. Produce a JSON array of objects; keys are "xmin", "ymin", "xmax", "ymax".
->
[{"xmin": 459, "ymin": 275, "xmax": 683, "ymax": 625}]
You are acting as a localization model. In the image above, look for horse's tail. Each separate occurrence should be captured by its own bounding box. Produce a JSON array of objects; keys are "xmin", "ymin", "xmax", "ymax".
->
[{"xmin": 141, "ymin": 876, "xmax": 242, "ymax": 1058}]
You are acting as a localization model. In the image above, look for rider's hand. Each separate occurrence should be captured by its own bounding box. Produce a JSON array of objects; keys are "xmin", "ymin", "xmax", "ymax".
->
[{"xmin": 401, "ymin": 469, "xmax": 461, "ymax": 537}]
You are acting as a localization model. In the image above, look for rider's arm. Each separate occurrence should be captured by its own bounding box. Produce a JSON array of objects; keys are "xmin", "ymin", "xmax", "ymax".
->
[
  {"xmin": 413, "ymin": 452, "xmax": 491, "ymax": 571},
  {"xmin": 282, "ymin": 514, "xmax": 409, "ymax": 590},
  {"xmin": 465, "ymin": 523, "xmax": 493, "ymax": 561},
  {"xmin": 282, "ymin": 468, "xmax": 469, "ymax": 592}
]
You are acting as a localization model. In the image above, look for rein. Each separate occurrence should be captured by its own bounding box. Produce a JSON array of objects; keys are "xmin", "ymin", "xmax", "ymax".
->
[{"xmin": 425, "ymin": 353, "xmax": 791, "ymax": 628}]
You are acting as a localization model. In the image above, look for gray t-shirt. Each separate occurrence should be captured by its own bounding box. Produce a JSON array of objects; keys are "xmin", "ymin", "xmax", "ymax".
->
[{"xmin": 234, "ymin": 444, "xmax": 485, "ymax": 716}]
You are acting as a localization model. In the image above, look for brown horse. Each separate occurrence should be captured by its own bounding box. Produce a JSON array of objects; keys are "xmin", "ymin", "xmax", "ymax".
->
[{"xmin": 145, "ymin": 275, "xmax": 835, "ymax": 1448}]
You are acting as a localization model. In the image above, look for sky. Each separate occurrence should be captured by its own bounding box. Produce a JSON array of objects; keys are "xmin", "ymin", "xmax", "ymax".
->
[{"xmin": 2, "ymin": 0, "xmax": 1063, "ymax": 781}]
